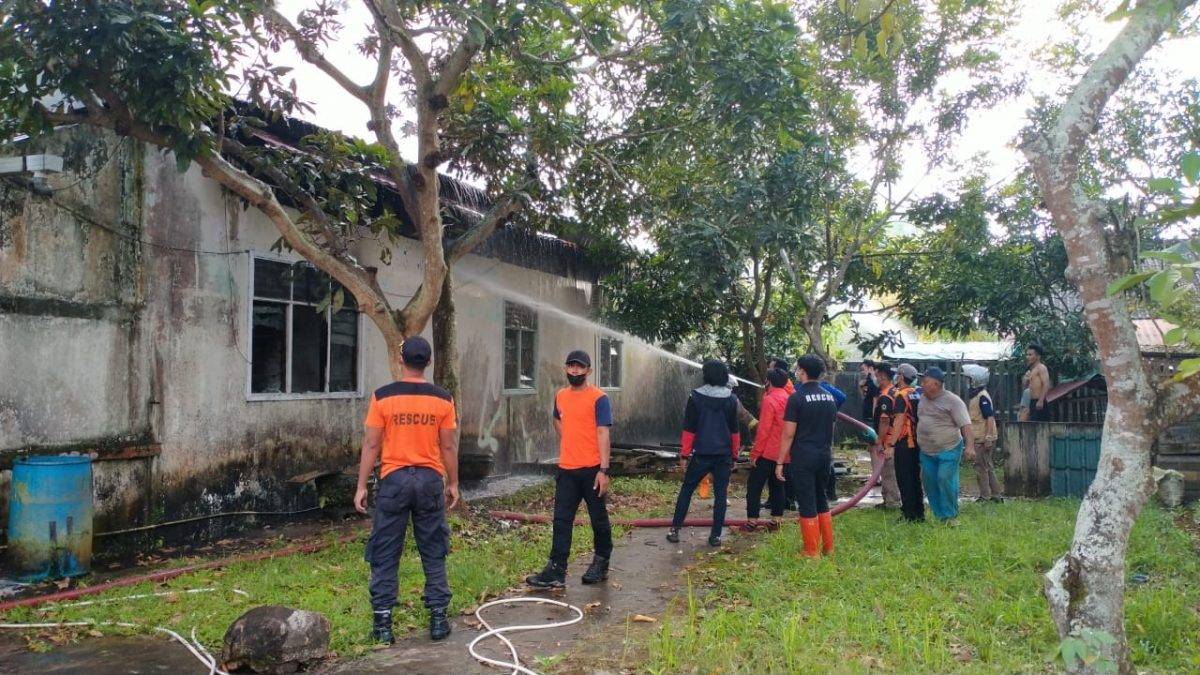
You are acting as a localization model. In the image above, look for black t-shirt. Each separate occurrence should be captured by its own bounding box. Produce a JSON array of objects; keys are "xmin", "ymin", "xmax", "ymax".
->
[
  {"xmin": 872, "ymin": 387, "xmax": 896, "ymax": 432},
  {"xmin": 784, "ymin": 382, "xmax": 839, "ymax": 464},
  {"xmin": 861, "ymin": 378, "xmax": 879, "ymax": 420}
]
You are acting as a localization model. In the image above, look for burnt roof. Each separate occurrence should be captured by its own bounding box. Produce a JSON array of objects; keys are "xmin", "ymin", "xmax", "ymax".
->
[{"xmin": 235, "ymin": 108, "xmax": 596, "ymax": 282}]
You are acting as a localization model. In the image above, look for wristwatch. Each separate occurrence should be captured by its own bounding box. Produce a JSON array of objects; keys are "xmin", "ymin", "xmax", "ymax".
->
[{"xmin": 598, "ymin": 467, "xmax": 609, "ymax": 475}]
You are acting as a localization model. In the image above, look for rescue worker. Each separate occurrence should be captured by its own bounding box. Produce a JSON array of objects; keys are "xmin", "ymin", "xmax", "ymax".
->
[
  {"xmin": 883, "ymin": 364, "xmax": 925, "ymax": 522},
  {"xmin": 870, "ymin": 363, "xmax": 902, "ymax": 510},
  {"xmin": 698, "ymin": 375, "xmax": 755, "ymax": 501},
  {"xmin": 915, "ymin": 367, "xmax": 975, "ymax": 525},
  {"xmin": 860, "ymin": 360, "xmax": 879, "ymax": 423},
  {"xmin": 526, "ymin": 350, "xmax": 614, "ymax": 588},
  {"xmin": 746, "ymin": 368, "xmax": 790, "ymax": 520},
  {"xmin": 964, "ymin": 364, "xmax": 1002, "ymax": 502},
  {"xmin": 668, "ymin": 360, "xmax": 741, "ymax": 547},
  {"xmin": 355, "ymin": 336, "xmax": 459, "ymax": 644},
  {"xmin": 775, "ymin": 355, "xmax": 839, "ymax": 558},
  {"xmin": 768, "ymin": 357, "xmax": 799, "ymax": 510}
]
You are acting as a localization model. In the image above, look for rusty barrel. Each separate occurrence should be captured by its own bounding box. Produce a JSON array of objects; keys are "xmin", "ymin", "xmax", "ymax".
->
[{"xmin": 6, "ymin": 455, "xmax": 93, "ymax": 581}]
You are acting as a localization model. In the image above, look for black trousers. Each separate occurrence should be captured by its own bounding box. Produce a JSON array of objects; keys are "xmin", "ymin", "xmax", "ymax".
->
[
  {"xmin": 1028, "ymin": 398, "xmax": 1050, "ymax": 422},
  {"xmin": 746, "ymin": 458, "xmax": 785, "ymax": 518},
  {"xmin": 671, "ymin": 454, "xmax": 732, "ymax": 538},
  {"xmin": 366, "ymin": 467, "xmax": 451, "ymax": 611},
  {"xmin": 549, "ymin": 466, "xmax": 613, "ymax": 566},
  {"xmin": 789, "ymin": 457, "xmax": 830, "ymax": 518},
  {"xmin": 894, "ymin": 439, "xmax": 925, "ymax": 521},
  {"xmin": 825, "ymin": 459, "xmax": 838, "ymax": 501}
]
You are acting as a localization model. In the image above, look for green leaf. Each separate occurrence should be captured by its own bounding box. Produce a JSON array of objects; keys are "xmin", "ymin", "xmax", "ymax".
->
[
  {"xmin": 1106, "ymin": 271, "xmax": 1154, "ymax": 296},
  {"xmin": 1175, "ymin": 357, "xmax": 1200, "ymax": 381},
  {"xmin": 1147, "ymin": 267, "xmax": 1182, "ymax": 305},
  {"xmin": 1141, "ymin": 249, "xmax": 1188, "ymax": 264},
  {"xmin": 1181, "ymin": 152, "xmax": 1200, "ymax": 185},
  {"xmin": 1164, "ymin": 326, "xmax": 1187, "ymax": 344},
  {"xmin": 1148, "ymin": 177, "xmax": 1181, "ymax": 194}
]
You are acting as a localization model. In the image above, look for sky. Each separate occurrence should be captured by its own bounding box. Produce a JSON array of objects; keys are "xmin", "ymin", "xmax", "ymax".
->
[{"xmin": 267, "ymin": 1, "xmax": 1200, "ymax": 202}]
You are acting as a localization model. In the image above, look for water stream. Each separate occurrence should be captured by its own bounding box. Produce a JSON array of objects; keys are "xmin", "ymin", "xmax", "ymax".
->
[{"xmin": 455, "ymin": 267, "xmax": 763, "ymax": 388}]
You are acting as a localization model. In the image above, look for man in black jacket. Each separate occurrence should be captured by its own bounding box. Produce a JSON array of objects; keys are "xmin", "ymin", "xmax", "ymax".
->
[{"xmin": 667, "ymin": 360, "xmax": 741, "ymax": 547}]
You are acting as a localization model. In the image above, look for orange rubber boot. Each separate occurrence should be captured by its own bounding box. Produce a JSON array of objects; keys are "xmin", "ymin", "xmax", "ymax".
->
[
  {"xmin": 799, "ymin": 517, "xmax": 821, "ymax": 559},
  {"xmin": 698, "ymin": 475, "xmax": 712, "ymax": 499},
  {"xmin": 817, "ymin": 511, "xmax": 834, "ymax": 555}
]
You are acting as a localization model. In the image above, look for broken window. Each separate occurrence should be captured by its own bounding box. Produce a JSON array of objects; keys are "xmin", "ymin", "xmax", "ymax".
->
[
  {"xmin": 503, "ymin": 302, "xmax": 537, "ymax": 391},
  {"xmin": 598, "ymin": 336, "xmax": 623, "ymax": 389},
  {"xmin": 250, "ymin": 257, "xmax": 359, "ymax": 396}
]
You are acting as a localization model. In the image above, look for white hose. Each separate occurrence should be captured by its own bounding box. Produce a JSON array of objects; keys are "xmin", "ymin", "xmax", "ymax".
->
[{"xmin": 467, "ymin": 597, "xmax": 584, "ymax": 675}]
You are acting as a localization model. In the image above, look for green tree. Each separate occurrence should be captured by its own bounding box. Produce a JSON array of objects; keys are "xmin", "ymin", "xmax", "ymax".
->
[{"xmin": 0, "ymin": 0, "xmax": 647, "ymax": 398}]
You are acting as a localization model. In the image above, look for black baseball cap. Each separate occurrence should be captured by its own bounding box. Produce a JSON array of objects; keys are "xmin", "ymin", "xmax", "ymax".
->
[
  {"xmin": 923, "ymin": 366, "xmax": 947, "ymax": 382},
  {"xmin": 401, "ymin": 336, "xmax": 432, "ymax": 366},
  {"xmin": 565, "ymin": 350, "xmax": 591, "ymax": 367}
]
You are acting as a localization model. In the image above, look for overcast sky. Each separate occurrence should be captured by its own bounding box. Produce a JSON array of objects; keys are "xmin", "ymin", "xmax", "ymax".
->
[{"xmin": 268, "ymin": 1, "xmax": 1200, "ymax": 203}]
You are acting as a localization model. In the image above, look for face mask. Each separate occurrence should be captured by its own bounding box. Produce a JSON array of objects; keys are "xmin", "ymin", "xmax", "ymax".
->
[{"xmin": 567, "ymin": 373, "xmax": 587, "ymax": 387}]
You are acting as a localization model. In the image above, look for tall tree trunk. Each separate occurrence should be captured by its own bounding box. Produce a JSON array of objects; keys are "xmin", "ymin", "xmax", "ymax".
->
[
  {"xmin": 1020, "ymin": 1, "xmax": 1197, "ymax": 671},
  {"xmin": 802, "ymin": 315, "xmax": 834, "ymax": 370},
  {"xmin": 432, "ymin": 270, "xmax": 460, "ymax": 403}
]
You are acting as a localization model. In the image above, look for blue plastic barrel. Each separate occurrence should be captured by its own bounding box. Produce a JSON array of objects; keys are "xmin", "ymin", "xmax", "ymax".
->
[{"xmin": 6, "ymin": 455, "xmax": 94, "ymax": 582}]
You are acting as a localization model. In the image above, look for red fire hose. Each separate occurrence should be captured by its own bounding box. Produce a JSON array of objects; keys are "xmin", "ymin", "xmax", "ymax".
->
[
  {"xmin": 0, "ymin": 532, "xmax": 362, "ymax": 612},
  {"xmin": 493, "ymin": 412, "xmax": 883, "ymax": 526}
]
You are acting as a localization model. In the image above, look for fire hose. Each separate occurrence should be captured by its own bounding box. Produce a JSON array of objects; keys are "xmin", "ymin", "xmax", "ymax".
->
[{"xmin": 474, "ymin": 412, "xmax": 881, "ymax": 675}]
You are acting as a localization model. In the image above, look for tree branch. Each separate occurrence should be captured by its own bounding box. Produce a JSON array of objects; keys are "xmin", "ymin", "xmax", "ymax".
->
[
  {"xmin": 432, "ymin": 1, "xmax": 497, "ymax": 100},
  {"xmin": 1029, "ymin": 0, "xmax": 1198, "ymax": 172},
  {"xmin": 261, "ymin": 6, "xmax": 369, "ymax": 102},
  {"xmin": 445, "ymin": 188, "xmax": 528, "ymax": 264},
  {"xmin": 367, "ymin": 0, "xmax": 432, "ymax": 91}
]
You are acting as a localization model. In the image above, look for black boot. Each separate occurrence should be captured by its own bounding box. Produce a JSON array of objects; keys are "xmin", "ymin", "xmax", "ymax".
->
[
  {"xmin": 666, "ymin": 528, "xmax": 680, "ymax": 543},
  {"xmin": 708, "ymin": 534, "xmax": 722, "ymax": 547},
  {"xmin": 429, "ymin": 606, "xmax": 451, "ymax": 641},
  {"xmin": 371, "ymin": 609, "xmax": 395, "ymax": 645},
  {"xmin": 525, "ymin": 561, "xmax": 567, "ymax": 588},
  {"xmin": 581, "ymin": 555, "xmax": 609, "ymax": 585}
]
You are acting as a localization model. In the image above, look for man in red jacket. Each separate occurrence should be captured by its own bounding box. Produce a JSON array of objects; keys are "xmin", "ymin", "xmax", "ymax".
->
[{"xmin": 746, "ymin": 368, "xmax": 790, "ymax": 519}]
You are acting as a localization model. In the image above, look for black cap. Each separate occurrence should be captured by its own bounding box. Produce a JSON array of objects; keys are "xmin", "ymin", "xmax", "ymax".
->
[
  {"xmin": 923, "ymin": 366, "xmax": 947, "ymax": 383},
  {"xmin": 401, "ymin": 336, "xmax": 432, "ymax": 366},
  {"xmin": 565, "ymin": 350, "xmax": 591, "ymax": 367}
]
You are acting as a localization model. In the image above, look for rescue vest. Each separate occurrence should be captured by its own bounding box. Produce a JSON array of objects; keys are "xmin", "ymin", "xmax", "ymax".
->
[
  {"xmin": 969, "ymin": 388, "xmax": 998, "ymax": 443},
  {"xmin": 891, "ymin": 385, "xmax": 918, "ymax": 446}
]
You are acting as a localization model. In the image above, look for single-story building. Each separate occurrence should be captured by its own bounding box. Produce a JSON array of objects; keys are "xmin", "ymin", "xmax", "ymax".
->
[{"xmin": 0, "ymin": 120, "xmax": 692, "ymax": 546}]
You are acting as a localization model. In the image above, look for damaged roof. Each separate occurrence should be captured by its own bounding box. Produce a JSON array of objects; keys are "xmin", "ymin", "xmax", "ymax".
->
[{"xmin": 233, "ymin": 106, "xmax": 596, "ymax": 282}]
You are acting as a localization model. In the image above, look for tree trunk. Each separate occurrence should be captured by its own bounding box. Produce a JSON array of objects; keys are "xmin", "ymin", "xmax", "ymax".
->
[
  {"xmin": 1044, "ymin": 414, "xmax": 1154, "ymax": 673},
  {"xmin": 802, "ymin": 315, "xmax": 834, "ymax": 369},
  {"xmin": 432, "ymin": 270, "xmax": 460, "ymax": 403},
  {"xmin": 1019, "ymin": 3, "xmax": 1198, "ymax": 670}
]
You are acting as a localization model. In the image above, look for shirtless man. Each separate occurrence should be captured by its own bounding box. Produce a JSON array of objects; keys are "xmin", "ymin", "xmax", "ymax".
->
[{"xmin": 1023, "ymin": 344, "xmax": 1051, "ymax": 422}]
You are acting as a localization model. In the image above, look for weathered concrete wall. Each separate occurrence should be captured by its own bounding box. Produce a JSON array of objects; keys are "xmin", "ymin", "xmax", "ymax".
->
[{"xmin": 1, "ymin": 129, "xmax": 689, "ymax": 547}]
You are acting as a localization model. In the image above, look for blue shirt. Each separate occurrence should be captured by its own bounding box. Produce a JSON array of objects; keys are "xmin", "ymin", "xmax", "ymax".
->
[{"xmin": 819, "ymin": 382, "xmax": 847, "ymax": 408}]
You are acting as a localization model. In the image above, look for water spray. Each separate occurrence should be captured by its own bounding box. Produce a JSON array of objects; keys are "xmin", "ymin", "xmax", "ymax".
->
[{"xmin": 455, "ymin": 267, "xmax": 761, "ymax": 388}]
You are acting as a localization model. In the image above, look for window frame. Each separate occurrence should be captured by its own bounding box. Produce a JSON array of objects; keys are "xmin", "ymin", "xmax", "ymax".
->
[
  {"xmin": 245, "ymin": 251, "xmax": 364, "ymax": 402},
  {"xmin": 501, "ymin": 300, "xmax": 539, "ymax": 396},
  {"xmin": 596, "ymin": 334, "xmax": 624, "ymax": 391}
]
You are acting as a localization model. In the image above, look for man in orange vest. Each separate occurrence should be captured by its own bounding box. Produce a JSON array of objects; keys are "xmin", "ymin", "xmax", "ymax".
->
[
  {"xmin": 883, "ymin": 363, "xmax": 925, "ymax": 522},
  {"xmin": 870, "ymin": 363, "xmax": 902, "ymax": 510},
  {"xmin": 355, "ymin": 336, "xmax": 460, "ymax": 644},
  {"xmin": 526, "ymin": 350, "xmax": 614, "ymax": 588}
]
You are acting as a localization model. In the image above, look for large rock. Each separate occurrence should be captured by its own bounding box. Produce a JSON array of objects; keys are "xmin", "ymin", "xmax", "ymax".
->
[
  {"xmin": 221, "ymin": 606, "xmax": 331, "ymax": 674},
  {"xmin": 1153, "ymin": 466, "xmax": 1186, "ymax": 509}
]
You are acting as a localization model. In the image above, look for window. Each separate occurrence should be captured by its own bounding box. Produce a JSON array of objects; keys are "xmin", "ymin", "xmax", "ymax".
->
[
  {"xmin": 598, "ymin": 336, "xmax": 623, "ymax": 389},
  {"xmin": 249, "ymin": 257, "xmax": 360, "ymax": 398},
  {"xmin": 503, "ymin": 302, "xmax": 537, "ymax": 391}
]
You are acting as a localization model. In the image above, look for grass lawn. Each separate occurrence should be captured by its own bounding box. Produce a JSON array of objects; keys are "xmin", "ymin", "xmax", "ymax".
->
[
  {"xmin": 2, "ymin": 476, "xmax": 677, "ymax": 659},
  {"xmin": 648, "ymin": 499, "xmax": 1200, "ymax": 674}
]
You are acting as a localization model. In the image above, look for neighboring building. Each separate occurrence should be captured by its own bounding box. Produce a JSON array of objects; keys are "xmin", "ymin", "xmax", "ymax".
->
[{"xmin": 0, "ymin": 123, "xmax": 691, "ymax": 542}]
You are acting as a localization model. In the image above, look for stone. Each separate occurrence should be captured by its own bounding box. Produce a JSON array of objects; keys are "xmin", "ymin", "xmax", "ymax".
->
[
  {"xmin": 1152, "ymin": 466, "xmax": 1185, "ymax": 509},
  {"xmin": 220, "ymin": 605, "xmax": 331, "ymax": 674}
]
